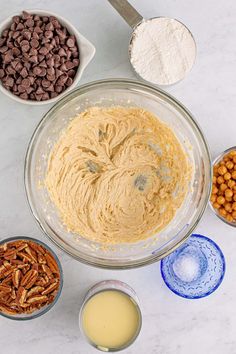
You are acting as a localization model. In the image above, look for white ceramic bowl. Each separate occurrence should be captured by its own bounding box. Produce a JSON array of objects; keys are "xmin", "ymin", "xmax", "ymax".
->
[{"xmin": 0, "ymin": 9, "xmax": 95, "ymax": 105}]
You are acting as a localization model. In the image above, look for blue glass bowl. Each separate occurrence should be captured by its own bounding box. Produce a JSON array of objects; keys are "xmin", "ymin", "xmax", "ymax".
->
[{"xmin": 160, "ymin": 234, "xmax": 225, "ymax": 299}]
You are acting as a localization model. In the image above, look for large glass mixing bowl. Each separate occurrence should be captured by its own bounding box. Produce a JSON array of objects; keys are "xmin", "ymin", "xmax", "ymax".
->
[{"xmin": 25, "ymin": 79, "xmax": 211, "ymax": 269}]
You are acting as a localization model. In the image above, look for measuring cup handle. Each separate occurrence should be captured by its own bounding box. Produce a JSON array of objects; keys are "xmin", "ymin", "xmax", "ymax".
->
[{"xmin": 107, "ymin": 0, "xmax": 143, "ymax": 29}]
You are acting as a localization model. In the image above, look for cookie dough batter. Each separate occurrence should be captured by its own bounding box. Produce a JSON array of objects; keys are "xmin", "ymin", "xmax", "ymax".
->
[{"xmin": 45, "ymin": 107, "xmax": 191, "ymax": 244}]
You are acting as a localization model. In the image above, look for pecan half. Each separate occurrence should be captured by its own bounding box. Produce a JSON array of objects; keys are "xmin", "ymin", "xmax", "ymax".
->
[
  {"xmin": 21, "ymin": 269, "xmax": 38, "ymax": 289},
  {"xmin": 45, "ymin": 253, "xmax": 59, "ymax": 274},
  {"xmin": 12, "ymin": 269, "xmax": 22, "ymax": 288},
  {"xmin": 27, "ymin": 295, "xmax": 48, "ymax": 305}
]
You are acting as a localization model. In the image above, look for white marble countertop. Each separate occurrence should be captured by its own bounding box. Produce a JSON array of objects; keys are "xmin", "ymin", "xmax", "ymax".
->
[{"xmin": 0, "ymin": 0, "xmax": 236, "ymax": 353}]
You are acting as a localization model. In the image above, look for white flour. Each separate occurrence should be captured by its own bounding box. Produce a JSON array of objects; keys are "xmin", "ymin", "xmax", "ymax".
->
[{"xmin": 129, "ymin": 18, "xmax": 196, "ymax": 85}]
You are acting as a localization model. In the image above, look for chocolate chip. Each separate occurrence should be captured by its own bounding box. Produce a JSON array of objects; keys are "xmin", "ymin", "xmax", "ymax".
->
[
  {"xmin": 0, "ymin": 46, "xmax": 8, "ymax": 53},
  {"xmin": 30, "ymin": 39, "xmax": 39, "ymax": 48},
  {"xmin": 67, "ymin": 37, "xmax": 75, "ymax": 47},
  {"xmin": 42, "ymin": 92, "xmax": 49, "ymax": 100},
  {"xmin": 12, "ymin": 47, "xmax": 21, "ymax": 56},
  {"xmin": 2, "ymin": 29, "xmax": 9, "ymax": 38},
  {"xmin": 21, "ymin": 78, "xmax": 31, "ymax": 88},
  {"xmin": 46, "ymin": 57, "xmax": 54, "ymax": 67},
  {"xmin": 55, "ymin": 85, "xmax": 63, "ymax": 93},
  {"xmin": 4, "ymin": 52, "xmax": 13, "ymax": 63},
  {"xmin": 32, "ymin": 66, "xmax": 41, "ymax": 76},
  {"xmin": 20, "ymin": 67, "xmax": 28, "ymax": 78},
  {"xmin": 50, "ymin": 91, "xmax": 58, "ymax": 98},
  {"xmin": 5, "ymin": 76, "xmax": 14, "ymax": 87},
  {"xmin": 22, "ymin": 30, "xmax": 31, "ymax": 40},
  {"xmin": 39, "ymin": 60, "xmax": 47, "ymax": 68},
  {"xmin": 65, "ymin": 61, "xmax": 75, "ymax": 70},
  {"xmin": 16, "ymin": 23, "xmax": 24, "ymax": 31},
  {"xmin": 6, "ymin": 65, "xmax": 16, "ymax": 75},
  {"xmin": 46, "ymin": 74, "xmax": 55, "ymax": 82},
  {"xmin": 22, "ymin": 44, "xmax": 30, "ymax": 52},
  {"xmin": 35, "ymin": 93, "xmax": 43, "ymax": 101},
  {"xmin": 66, "ymin": 77, "xmax": 73, "ymax": 87},
  {"xmin": 58, "ymin": 47, "xmax": 66, "ymax": 57},
  {"xmin": 13, "ymin": 16, "xmax": 21, "ymax": 24},
  {"xmin": 45, "ymin": 22, "xmax": 54, "ymax": 31},
  {"xmin": 22, "ymin": 11, "xmax": 31, "ymax": 20},
  {"xmin": 29, "ymin": 55, "xmax": 38, "ymax": 64},
  {"xmin": 28, "ymin": 76, "xmax": 35, "ymax": 85},
  {"xmin": 10, "ymin": 22, "xmax": 17, "ymax": 31},
  {"xmin": 0, "ymin": 37, "xmax": 6, "ymax": 46},
  {"xmin": 18, "ymin": 84, "xmax": 26, "ymax": 93},
  {"xmin": 26, "ymin": 86, "xmax": 34, "ymax": 94},
  {"xmin": 67, "ymin": 69, "xmax": 75, "ymax": 78},
  {"xmin": 25, "ymin": 18, "xmax": 34, "ymax": 28},
  {"xmin": 38, "ymin": 46, "xmax": 48, "ymax": 55},
  {"xmin": 16, "ymin": 77, "xmax": 22, "ymax": 84},
  {"xmin": 55, "ymin": 69, "xmax": 63, "ymax": 78},
  {"xmin": 45, "ymin": 30, "xmax": 53, "ymax": 39},
  {"xmin": 72, "ymin": 59, "xmax": 79, "ymax": 67},
  {"xmin": 19, "ymin": 92, "xmax": 28, "ymax": 99},
  {"xmin": 15, "ymin": 62, "xmax": 23, "ymax": 72},
  {"xmin": 0, "ymin": 69, "xmax": 5, "ymax": 78},
  {"xmin": 29, "ymin": 48, "xmax": 37, "ymax": 56},
  {"xmin": 24, "ymin": 62, "xmax": 31, "ymax": 71},
  {"xmin": 38, "ymin": 67, "xmax": 47, "ymax": 77},
  {"xmin": 42, "ymin": 79, "xmax": 51, "ymax": 88},
  {"xmin": 46, "ymin": 83, "xmax": 54, "ymax": 92},
  {"xmin": 36, "ymin": 86, "xmax": 45, "ymax": 95},
  {"xmin": 38, "ymin": 54, "xmax": 44, "ymax": 62}
]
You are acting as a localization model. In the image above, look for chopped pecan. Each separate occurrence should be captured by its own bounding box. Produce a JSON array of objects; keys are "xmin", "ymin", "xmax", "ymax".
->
[
  {"xmin": 2, "ymin": 273, "xmax": 13, "ymax": 284},
  {"xmin": 0, "ymin": 302, "xmax": 18, "ymax": 315},
  {"xmin": 41, "ymin": 282, "xmax": 59, "ymax": 295},
  {"xmin": 21, "ymin": 269, "xmax": 38, "ymax": 289},
  {"xmin": 0, "ymin": 243, "xmax": 7, "ymax": 252},
  {"xmin": 12, "ymin": 269, "xmax": 22, "ymax": 288},
  {"xmin": 28, "ymin": 242, "xmax": 45, "ymax": 255},
  {"xmin": 4, "ymin": 249, "xmax": 17, "ymax": 260},
  {"xmin": 27, "ymin": 294, "xmax": 48, "ymax": 305},
  {"xmin": 17, "ymin": 251, "xmax": 34, "ymax": 263},
  {"xmin": 45, "ymin": 253, "xmax": 59, "ymax": 274},
  {"xmin": 37, "ymin": 253, "xmax": 46, "ymax": 264},
  {"xmin": 41, "ymin": 264, "xmax": 53, "ymax": 279},
  {"xmin": 0, "ymin": 284, "xmax": 11, "ymax": 293},
  {"xmin": 0, "ymin": 239, "xmax": 61, "ymax": 317},
  {"xmin": 25, "ymin": 246, "xmax": 37, "ymax": 263},
  {"xmin": 16, "ymin": 286, "xmax": 27, "ymax": 306},
  {"xmin": 27, "ymin": 286, "xmax": 44, "ymax": 298},
  {"xmin": 22, "ymin": 264, "xmax": 31, "ymax": 275}
]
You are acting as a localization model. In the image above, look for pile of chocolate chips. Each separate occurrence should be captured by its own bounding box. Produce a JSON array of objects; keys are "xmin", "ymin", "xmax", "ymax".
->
[{"xmin": 0, "ymin": 11, "xmax": 80, "ymax": 101}]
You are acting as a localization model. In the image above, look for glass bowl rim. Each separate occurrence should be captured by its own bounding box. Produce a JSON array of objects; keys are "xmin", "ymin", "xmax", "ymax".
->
[
  {"xmin": 24, "ymin": 78, "xmax": 212, "ymax": 269},
  {"xmin": 0, "ymin": 235, "xmax": 63, "ymax": 321},
  {"xmin": 209, "ymin": 146, "xmax": 236, "ymax": 227},
  {"xmin": 160, "ymin": 233, "xmax": 226, "ymax": 299}
]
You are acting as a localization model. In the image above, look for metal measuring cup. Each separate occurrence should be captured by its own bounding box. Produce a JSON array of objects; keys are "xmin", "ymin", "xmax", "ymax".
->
[{"xmin": 108, "ymin": 0, "xmax": 197, "ymax": 86}]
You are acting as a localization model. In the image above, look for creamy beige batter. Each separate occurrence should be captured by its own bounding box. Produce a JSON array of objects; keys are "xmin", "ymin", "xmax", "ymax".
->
[{"xmin": 45, "ymin": 107, "xmax": 191, "ymax": 244}]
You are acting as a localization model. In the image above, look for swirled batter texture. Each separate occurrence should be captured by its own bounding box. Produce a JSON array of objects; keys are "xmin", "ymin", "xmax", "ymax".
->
[{"xmin": 45, "ymin": 107, "xmax": 191, "ymax": 244}]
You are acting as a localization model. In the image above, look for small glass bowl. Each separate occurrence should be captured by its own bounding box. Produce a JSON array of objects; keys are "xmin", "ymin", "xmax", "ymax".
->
[
  {"xmin": 160, "ymin": 234, "xmax": 226, "ymax": 299},
  {"xmin": 209, "ymin": 146, "xmax": 236, "ymax": 227},
  {"xmin": 79, "ymin": 280, "xmax": 142, "ymax": 352},
  {"xmin": 0, "ymin": 236, "xmax": 63, "ymax": 321}
]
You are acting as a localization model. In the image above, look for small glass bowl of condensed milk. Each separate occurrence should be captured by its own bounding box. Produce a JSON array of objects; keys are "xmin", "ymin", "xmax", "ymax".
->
[{"xmin": 79, "ymin": 280, "xmax": 142, "ymax": 352}]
